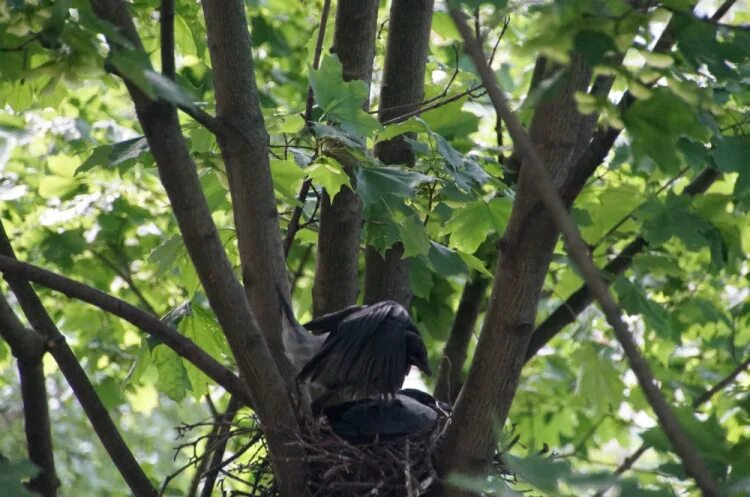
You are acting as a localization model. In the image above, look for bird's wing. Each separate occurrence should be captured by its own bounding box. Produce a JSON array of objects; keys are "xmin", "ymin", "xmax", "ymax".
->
[
  {"xmin": 302, "ymin": 305, "xmax": 363, "ymax": 334},
  {"xmin": 335, "ymin": 303, "xmax": 410, "ymax": 395}
]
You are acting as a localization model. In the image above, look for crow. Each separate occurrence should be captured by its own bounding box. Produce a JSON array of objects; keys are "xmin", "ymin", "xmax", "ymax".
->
[{"xmin": 296, "ymin": 301, "xmax": 432, "ymax": 414}]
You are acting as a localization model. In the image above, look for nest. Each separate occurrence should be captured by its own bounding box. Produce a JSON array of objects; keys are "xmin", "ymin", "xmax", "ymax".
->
[
  {"xmin": 169, "ymin": 405, "xmax": 450, "ymax": 497},
  {"xmin": 296, "ymin": 412, "xmax": 450, "ymax": 497}
]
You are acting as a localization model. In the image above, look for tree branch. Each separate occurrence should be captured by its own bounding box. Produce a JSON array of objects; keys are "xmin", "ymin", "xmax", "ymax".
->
[
  {"xmin": 312, "ymin": 0, "xmax": 378, "ymax": 316},
  {"xmin": 593, "ymin": 349, "xmax": 750, "ymax": 497},
  {"xmin": 363, "ymin": 0, "xmax": 435, "ymax": 307},
  {"xmin": 448, "ymin": 8, "xmax": 719, "ymax": 496},
  {"xmin": 0, "ymin": 255, "xmax": 254, "ymax": 406},
  {"xmin": 88, "ymin": 3, "xmax": 305, "ymax": 496},
  {"xmin": 0, "ymin": 292, "xmax": 59, "ymax": 497},
  {"xmin": 526, "ymin": 167, "xmax": 719, "ymax": 360},
  {"xmin": 178, "ymin": 104, "xmax": 222, "ymax": 136},
  {"xmin": 283, "ymin": 0, "xmax": 332, "ymax": 257},
  {"xmin": 160, "ymin": 0, "xmax": 175, "ymax": 79},
  {"xmin": 201, "ymin": 0, "xmax": 301, "ymax": 380},
  {"xmin": 198, "ymin": 395, "xmax": 241, "ymax": 497},
  {"xmin": 433, "ymin": 274, "xmax": 489, "ymax": 404},
  {"xmin": 0, "ymin": 222, "xmax": 158, "ymax": 497}
]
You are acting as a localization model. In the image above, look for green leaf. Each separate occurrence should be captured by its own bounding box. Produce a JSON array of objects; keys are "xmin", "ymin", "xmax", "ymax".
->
[
  {"xmin": 179, "ymin": 304, "xmax": 229, "ymax": 399},
  {"xmin": 151, "ymin": 344, "xmax": 190, "ymax": 402},
  {"xmin": 637, "ymin": 195, "xmax": 712, "ymax": 250},
  {"xmin": 308, "ymin": 55, "xmax": 381, "ymax": 137},
  {"xmin": 441, "ymin": 198, "xmax": 512, "ymax": 253},
  {"xmin": 270, "ymin": 158, "xmax": 306, "ymax": 203},
  {"xmin": 572, "ymin": 344, "xmax": 626, "ymax": 413},
  {"xmin": 307, "ymin": 159, "xmax": 351, "ymax": 198},
  {"xmin": 398, "ymin": 214, "xmax": 430, "ymax": 257},
  {"xmin": 421, "ymin": 97, "xmax": 480, "ymax": 140},
  {"xmin": 108, "ymin": 49, "xmax": 196, "ymax": 109},
  {"xmin": 575, "ymin": 30, "xmax": 618, "ymax": 66},
  {"xmin": 76, "ymin": 137, "xmax": 150, "ymax": 175},
  {"xmin": 311, "ymin": 122, "xmax": 366, "ymax": 150},
  {"xmin": 712, "ymin": 136, "xmax": 750, "ymax": 173},
  {"xmin": 355, "ymin": 164, "xmax": 433, "ymax": 209},
  {"xmin": 459, "ymin": 251, "xmax": 492, "ymax": 277},
  {"xmin": 410, "ymin": 257, "xmax": 435, "ymax": 298},
  {"xmin": 624, "ymin": 88, "xmax": 709, "ymax": 172},
  {"xmin": 377, "ymin": 118, "xmax": 429, "ymax": 142},
  {"xmin": 148, "ymin": 235, "xmax": 185, "ymax": 278},
  {"xmin": 0, "ymin": 458, "xmax": 40, "ymax": 497},
  {"xmin": 614, "ymin": 276, "xmax": 674, "ymax": 339},
  {"xmin": 427, "ymin": 241, "xmax": 467, "ymax": 277}
]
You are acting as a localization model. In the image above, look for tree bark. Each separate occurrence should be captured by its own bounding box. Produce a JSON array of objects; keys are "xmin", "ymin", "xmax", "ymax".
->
[
  {"xmin": 440, "ymin": 11, "xmax": 719, "ymax": 495},
  {"xmin": 201, "ymin": 0, "xmax": 294, "ymax": 376},
  {"xmin": 90, "ymin": 2, "xmax": 307, "ymax": 495},
  {"xmin": 312, "ymin": 0, "xmax": 379, "ymax": 317},
  {"xmin": 433, "ymin": 274, "xmax": 489, "ymax": 404},
  {"xmin": 0, "ymin": 294, "xmax": 59, "ymax": 497},
  {"xmin": 435, "ymin": 55, "xmax": 595, "ymax": 494},
  {"xmin": 0, "ymin": 255, "xmax": 253, "ymax": 406},
  {"xmin": 0, "ymin": 223, "xmax": 157, "ymax": 497},
  {"xmin": 363, "ymin": 0, "xmax": 434, "ymax": 306},
  {"xmin": 526, "ymin": 166, "xmax": 720, "ymax": 362}
]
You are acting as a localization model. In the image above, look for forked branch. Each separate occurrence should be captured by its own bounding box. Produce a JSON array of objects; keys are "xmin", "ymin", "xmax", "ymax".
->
[{"xmin": 449, "ymin": 7, "xmax": 719, "ymax": 496}]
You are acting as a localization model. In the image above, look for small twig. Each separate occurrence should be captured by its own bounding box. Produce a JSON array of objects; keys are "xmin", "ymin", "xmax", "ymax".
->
[
  {"xmin": 90, "ymin": 249, "xmax": 157, "ymax": 315},
  {"xmin": 305, "ymin": 0, "xmax": 332, "ymax": 125},
  {"xmin": 692, "ymin": 354, "xmax": 750, "ymax": 408},
  {"xmin": 198, "ymin": 396, "xmax": 241, "ymax": 497},
  {"xmin": 591, "ymin": 166, "xmax": 690, "ymax": 250}
]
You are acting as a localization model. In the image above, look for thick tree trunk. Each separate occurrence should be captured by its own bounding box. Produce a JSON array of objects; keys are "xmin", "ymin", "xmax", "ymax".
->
[
  {"xmin": 202, "ymin": 0, "xmax": 294, "ymax": 375},
  {"xmin": 90, "ymin": 2, "xmax": 308, "ymax": 496},
  {"xmin": 435, "ymin": 56, "xmax": 595, "ymax": 496},
  {"xmin": 312, "ymin": 0, "xmax": 379, "ymax": 317},
  {"xmin": 363, "ymin": 0, "xmax": 434, "ymax": 306}
]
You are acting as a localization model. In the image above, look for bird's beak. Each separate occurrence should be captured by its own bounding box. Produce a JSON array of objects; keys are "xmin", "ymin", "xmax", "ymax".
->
[{"xmin": 415, "ymin": 360, "xmax": 432, "ymax": 377}]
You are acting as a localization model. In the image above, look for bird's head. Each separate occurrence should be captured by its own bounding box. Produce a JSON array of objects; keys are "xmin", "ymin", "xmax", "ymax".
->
[{"xmin": 405, "ymin": 327, "xmax": 432, "ymax": 376}]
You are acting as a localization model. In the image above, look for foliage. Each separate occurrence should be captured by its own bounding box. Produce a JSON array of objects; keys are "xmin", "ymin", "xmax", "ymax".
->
[{"xmin": 0, "ymin": 0, "xmax": 749, "ymax": 496}]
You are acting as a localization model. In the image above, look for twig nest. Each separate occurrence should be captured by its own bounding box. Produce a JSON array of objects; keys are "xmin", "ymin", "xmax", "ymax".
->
[{"xmin": 298, "ymin": 393, "xmax": 450, "ymax": 497}]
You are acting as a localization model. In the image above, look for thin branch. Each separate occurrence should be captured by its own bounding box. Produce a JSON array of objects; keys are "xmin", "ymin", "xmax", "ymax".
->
[
  {"xmin": 450, "ymin": 8, "xmax": 719, "ymax": 496},
  {"xmin": 692, "ymin": 354, "xmax": 750, "ymax": 408},
  {"xmin": 0, "ymin": 255, "xmax": 254, "ymax": 406},
  {"xmin": 434, "ymin": 273, "xmax": 489, "ymax": 404},
  {"xmin": 177, "ymin": 104, "xmax": 222, "ymax": 135},
  {"xmin": 160, "ymin": 0, "xmax": 175, "ymax": 79},
  {"xmin": 525, "ymin": 0, "xmax": 739, "ymax": 359},
  {"xmin": 381, "ymin": 84, "xmax": 483, "ymax": 126},
  {"xmin": 0, "ymin": 293, "xmax": 59, "ymax": 497},
  {"xmin": 284, "ymin": 0, "xmax": 332, "ymax": 257},
  {"xmin": 592, "ymin": 349, "xmax": 750, "ymax": 497},
  {"xmin": 90, "ymin": 249, "xmax": 157, "ymax": 315},
  {"xmin": 0, "ymin": 222, "xmax": 158, "ymax": 497},
  {"xmin": 305, "ymin": 0, "xmax": 333, "ymax": 126},
  {"xmin": 527, "ymin": 165, "xmax": 720, "ymax": 360},
  {"xmin": 199, "ymin": 396, "xmax": 242, "ymax": 497}
]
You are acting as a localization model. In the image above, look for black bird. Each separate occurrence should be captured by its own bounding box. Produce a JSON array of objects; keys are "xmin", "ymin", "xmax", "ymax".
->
[
  {"xmin": 297, "ymin": 301, "xmax": 432, "ymax": 414},
  {"xmin": 323, "ymin": 389, "xmax": 448, "ymax": 444}
]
